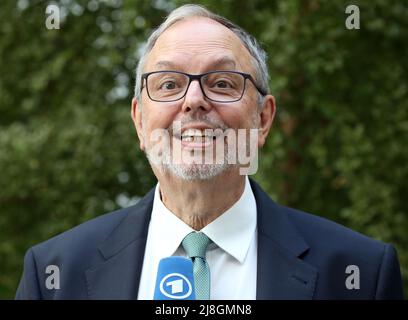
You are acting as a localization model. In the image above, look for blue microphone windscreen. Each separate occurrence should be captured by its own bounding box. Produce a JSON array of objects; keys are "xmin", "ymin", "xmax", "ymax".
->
[{"xmin": 154, "ymin": 256, "xmax": 196, "ymax": 300}]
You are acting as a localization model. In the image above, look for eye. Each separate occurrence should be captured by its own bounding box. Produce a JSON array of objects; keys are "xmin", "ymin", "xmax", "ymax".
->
[
  {"xmin": 213, "ymin": 80, "xmax": 232, "ymax": 89},
  {"xmin": 159, "ymin": 81, "xmax": 176, "ymax": 90}
]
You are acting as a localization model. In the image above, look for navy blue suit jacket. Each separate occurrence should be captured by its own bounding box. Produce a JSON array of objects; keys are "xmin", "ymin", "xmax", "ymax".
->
[{"xmin": 16, "ymin": 179, "xmax": 404, "ymax": 299}]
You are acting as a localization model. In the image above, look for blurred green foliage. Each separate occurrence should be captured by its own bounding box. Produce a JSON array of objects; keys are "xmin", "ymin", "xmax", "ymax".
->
[{"xmin": 0, "ymin": 0, "xmax": 407, "ymax": 298}]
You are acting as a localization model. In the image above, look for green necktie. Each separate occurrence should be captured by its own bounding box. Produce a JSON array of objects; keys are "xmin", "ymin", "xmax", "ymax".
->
[{"xmin": 182, "ymin": 232, "xmax": 211, "ymax": 300}]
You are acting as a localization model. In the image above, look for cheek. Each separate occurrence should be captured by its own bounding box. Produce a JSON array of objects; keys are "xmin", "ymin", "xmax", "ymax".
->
[
  {"xmin": 143, "ymin": 103, "xmax": 179, "ymax": 130},
  {"xmin": 217, "ymin": 101, "xmax": 257, "ymax": 129},
  {"xmin": 241, "ymin": 94, "xmax": 259, "ymax": 125},
  {"xmin": 213, "ymin": 108, "xmax": 242, "ymax": 130}
]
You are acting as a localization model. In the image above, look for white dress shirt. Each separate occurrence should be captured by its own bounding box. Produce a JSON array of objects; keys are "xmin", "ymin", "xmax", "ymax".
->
[{"xmin": 137, "ymin": 176, "xmax": 258, "ymax": 300}]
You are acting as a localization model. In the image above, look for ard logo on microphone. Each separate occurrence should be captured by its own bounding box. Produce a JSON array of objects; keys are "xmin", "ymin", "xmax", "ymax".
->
[
  {"xmin": 154, "ymin": 257, "xmax": 196, "ymax": 300},
  {"xmin": 160, "ymin": 273, "xmax": 193, "ymax": 299}
]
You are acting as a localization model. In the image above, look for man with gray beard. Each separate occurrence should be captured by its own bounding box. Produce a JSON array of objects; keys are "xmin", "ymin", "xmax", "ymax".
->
[{"xmin": 16, "ymin": 4, "xmax": 403, "ymax": 300}]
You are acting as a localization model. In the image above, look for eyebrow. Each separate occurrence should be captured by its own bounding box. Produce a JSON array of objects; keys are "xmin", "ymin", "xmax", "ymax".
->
[{"xmin": 154, "ymin": 56, "xmax": 236, "ymax": 71}]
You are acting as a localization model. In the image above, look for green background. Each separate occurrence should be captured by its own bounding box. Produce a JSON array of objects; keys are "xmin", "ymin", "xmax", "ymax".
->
[{"xmin": 1, "ymin": 0, "xmax": 407, "ymax": 299}]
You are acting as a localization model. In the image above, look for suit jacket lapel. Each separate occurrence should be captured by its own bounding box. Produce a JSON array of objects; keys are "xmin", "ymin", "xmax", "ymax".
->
[
  {"xmin": 250, "ymin": 179, "xmax": 318, "ymax": 299},
  {"xmin": 85, "ymin": 188, "xmax": 154, "ymax": 299}
]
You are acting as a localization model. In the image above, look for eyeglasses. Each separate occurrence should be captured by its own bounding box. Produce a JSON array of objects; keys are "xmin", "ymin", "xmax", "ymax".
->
[{"xmin": 141, "ymin": 70, "xmax": 266, "ymax": 103}]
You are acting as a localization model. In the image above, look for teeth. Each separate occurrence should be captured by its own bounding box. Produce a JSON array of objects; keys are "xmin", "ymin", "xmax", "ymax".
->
[
  {"xmin": 183, "ymin": 136, "xmax": 193, "ymax": 142},
  {"xmin": 181, "ymin": 128, "xmax": 214, "ymax": 138},
  {"xmin": 181, "ymin": 136, "xmax": 213, "ymax": 142}
]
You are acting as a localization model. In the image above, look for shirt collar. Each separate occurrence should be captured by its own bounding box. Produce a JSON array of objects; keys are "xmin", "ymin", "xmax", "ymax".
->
[
  {"xmin": 202, "ymin": 176, "xmax": 257, "ymax": 263},
  {"xmin": 149, "ymin": 176, "xmax": 257, "ymax": 264},
  {"xmin": 149, "ymin": 185, "xmax": 194, "ymax": 258}
]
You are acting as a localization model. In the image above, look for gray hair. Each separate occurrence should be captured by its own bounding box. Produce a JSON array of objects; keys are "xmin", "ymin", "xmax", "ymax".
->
[{"xmin": 134, "ymin": 4, "xmax": 269, "ymax": 107}]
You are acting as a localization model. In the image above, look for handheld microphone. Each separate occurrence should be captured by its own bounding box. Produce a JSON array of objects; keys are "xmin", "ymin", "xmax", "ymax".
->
[{"xmin": 153, "ymin": 256, "xmax": 196, "ymax": 300}]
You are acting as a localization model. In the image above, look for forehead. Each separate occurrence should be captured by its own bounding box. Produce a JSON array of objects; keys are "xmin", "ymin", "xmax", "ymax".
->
[{"xmin": 145, "ymin": 17, "xmax": 254, "ymax": 74}]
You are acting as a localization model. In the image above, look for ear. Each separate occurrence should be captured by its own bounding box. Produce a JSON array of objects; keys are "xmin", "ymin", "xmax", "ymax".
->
[
  {"xmin": 131, "ymin": 97, "xmax": 145, "ymax": 151},
  {"xmin": 258, "ymin": 95, "xmax": 276, "ymax": 148}
]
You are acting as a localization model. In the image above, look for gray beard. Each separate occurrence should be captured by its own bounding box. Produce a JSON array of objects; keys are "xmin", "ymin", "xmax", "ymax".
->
[{"xmin": 145, "ymin": 143, "xmax": 235, "ymax": 181}]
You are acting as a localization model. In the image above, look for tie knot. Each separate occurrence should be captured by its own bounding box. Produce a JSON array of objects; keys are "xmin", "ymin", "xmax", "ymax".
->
[{"xmin": 182, "ymin": 232, "xmax": 211, "ymax": 259}]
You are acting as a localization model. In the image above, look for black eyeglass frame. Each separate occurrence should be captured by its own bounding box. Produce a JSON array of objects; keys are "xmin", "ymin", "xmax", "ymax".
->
[{"xmin": 141, "ymin": 70, "xmax": 267, "ymax": 103}]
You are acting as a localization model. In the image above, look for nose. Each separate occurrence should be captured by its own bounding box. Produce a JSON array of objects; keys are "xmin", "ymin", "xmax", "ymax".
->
[{"xmin": 181, "ymin": 79, "xmax": 212, "ymax": 114}]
